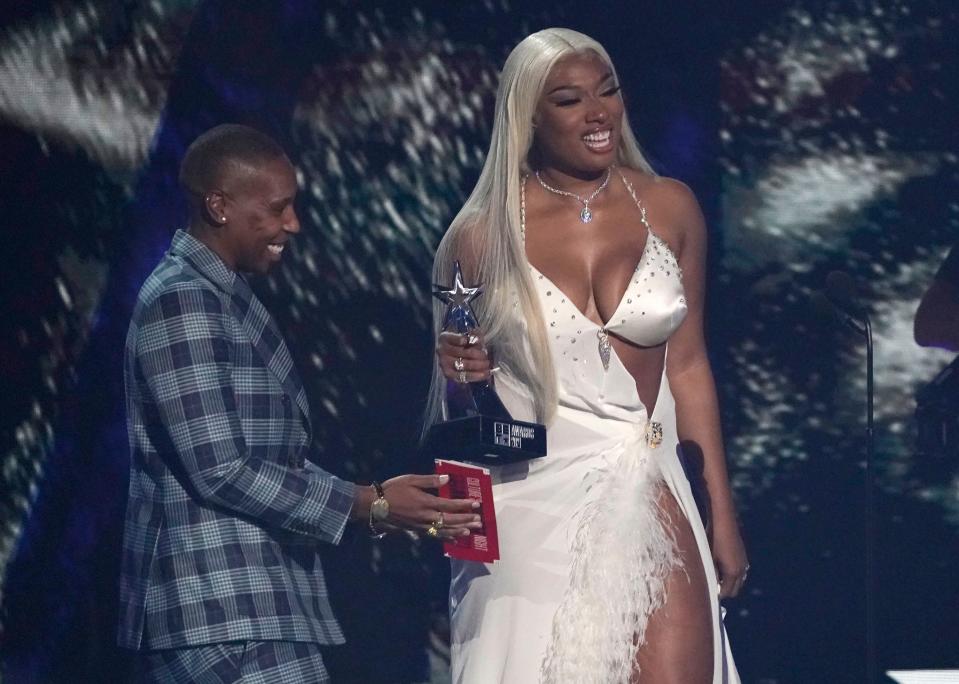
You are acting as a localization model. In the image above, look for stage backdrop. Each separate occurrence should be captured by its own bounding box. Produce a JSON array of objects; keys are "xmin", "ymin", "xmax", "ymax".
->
[{"xmin": 0, "ymin": 1, "xmax": 956, "ymax": 682}]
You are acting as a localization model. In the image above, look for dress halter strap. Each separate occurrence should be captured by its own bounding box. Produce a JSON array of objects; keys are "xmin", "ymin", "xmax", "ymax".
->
[
  {"xmin": 616, "ymin": 168, "xmax": 653, "ymax": 238},
  {"xmin": 520, "ymin": 172, "xmax": 529, "ymax": 243}
]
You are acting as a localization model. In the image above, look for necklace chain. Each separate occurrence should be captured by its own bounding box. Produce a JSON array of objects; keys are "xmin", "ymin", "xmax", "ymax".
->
[
  {"xmin": 534, "ymin": 168, "xmax": 612, "ymax": 223},
  {"xmin": 521, "ymin": 173, "xmax": 527, "ymax": 242}
]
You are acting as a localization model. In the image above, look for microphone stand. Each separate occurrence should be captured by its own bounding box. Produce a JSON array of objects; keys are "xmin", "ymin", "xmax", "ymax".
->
[
  {"xmin": 833, "ymin": 303, "xmax": 877, "ymax": 682},
  {"xmin": 864, "ymin": 316, "xmax": 876, "ymax": 684}
]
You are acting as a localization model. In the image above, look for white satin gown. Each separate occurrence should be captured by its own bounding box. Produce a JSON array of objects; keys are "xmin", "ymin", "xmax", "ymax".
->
[{"xmin": 448, "ymin": 177, "xmax": 740, "ymax": 683}]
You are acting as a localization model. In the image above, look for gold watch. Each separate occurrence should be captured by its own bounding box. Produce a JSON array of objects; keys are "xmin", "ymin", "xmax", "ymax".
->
[{"xmin": 369, "ymin": 481, "xmax": 389, "ymax": 538}]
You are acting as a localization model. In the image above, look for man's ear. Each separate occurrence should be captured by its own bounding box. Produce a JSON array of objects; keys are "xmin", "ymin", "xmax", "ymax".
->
[{"xmin": 204, "ymin": 190, "xmax": 228, "ymax": 225}]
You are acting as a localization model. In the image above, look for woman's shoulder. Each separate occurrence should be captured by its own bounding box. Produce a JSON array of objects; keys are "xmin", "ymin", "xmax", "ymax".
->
[
  {"xmin": 618, "ymin": 168, "xmax": 699, "ymax": 212},
  {"xmin": 617, "ymin": 168, "xmax": 705, "ymax": 244}
]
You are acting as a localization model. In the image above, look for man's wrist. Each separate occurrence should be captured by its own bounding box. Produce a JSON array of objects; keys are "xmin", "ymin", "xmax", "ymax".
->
[{"xmin": 351, "ymin": 483, "xmax": 376, "ymax": 522}]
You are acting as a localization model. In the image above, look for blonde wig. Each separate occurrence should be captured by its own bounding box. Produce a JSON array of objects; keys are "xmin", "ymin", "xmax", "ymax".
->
[{"xmin": 425, "ymin": 28, "xmax": 656, "ymax": 430}]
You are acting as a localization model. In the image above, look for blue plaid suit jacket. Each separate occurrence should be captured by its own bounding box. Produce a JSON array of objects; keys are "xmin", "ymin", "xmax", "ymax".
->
[{"xmin": 118, "ymin": 230, "xmax": 356, "ymax": 651}]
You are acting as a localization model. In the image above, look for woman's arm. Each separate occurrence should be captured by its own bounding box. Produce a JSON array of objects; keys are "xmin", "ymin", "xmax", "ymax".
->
[
  {"xmin": 915, "ymin": 244, "xmax": 959, "ymax": 350},
  {"xmin": 656, "ymin": 179, "xmax": 749, "ymax": 599}
]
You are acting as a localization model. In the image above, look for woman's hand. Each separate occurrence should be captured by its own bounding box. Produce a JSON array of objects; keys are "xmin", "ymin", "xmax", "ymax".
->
[
  {"xmin": 436, "ymin": 330, "xmax": 492, "ymax": 383},
  {"xmin": 711, "ymin": 518, "xmax": 749, "ymax": 599}
]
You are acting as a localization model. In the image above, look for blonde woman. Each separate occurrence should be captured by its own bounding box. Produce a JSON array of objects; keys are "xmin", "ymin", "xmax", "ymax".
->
[{"xmin": 429, "ymin": 29, "xmax": 746, "ymax": 683}]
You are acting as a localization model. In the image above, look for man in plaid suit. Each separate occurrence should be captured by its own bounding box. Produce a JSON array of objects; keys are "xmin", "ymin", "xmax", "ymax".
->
[{"xmin": 119, "ymin": 125, "xmax": 480, "ymax": 682}]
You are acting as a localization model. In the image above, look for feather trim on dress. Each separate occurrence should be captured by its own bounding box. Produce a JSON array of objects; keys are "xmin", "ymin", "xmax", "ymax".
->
[{"xmin": 541, "ymin": 427, "xmax": 678, "ymax": 683}]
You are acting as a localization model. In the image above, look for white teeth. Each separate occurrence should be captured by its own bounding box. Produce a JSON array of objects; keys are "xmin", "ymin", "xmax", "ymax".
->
[
  {"xmin": 267, "ymin": 244, "xmax": 284, "ymax": 255},
  {"xmin": 583, "ymin": 130, "xmax": 612, "ymax": 151},
  {"xmin": 583, "ymin": 130, "xmax": 611, "ymax": 143}
]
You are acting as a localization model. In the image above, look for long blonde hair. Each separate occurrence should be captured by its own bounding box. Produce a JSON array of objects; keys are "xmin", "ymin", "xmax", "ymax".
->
[{"xmin": 425, "ymin": 28, "xmax": 656, "ymax": 430}]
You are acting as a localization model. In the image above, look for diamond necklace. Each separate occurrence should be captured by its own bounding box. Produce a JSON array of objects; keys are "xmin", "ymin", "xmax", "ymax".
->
[{"xmin": 534, "ymin": 167, "xmax": 612, "ymax": 223}]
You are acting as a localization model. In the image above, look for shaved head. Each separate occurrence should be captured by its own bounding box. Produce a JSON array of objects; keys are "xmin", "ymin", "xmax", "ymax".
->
[
  {"xmin": 179, "ymin": 124, "xmax": 288, "ymax": 198},
  {"xmin": 180, "ymin": 125, "xmax": 300, "ymax": 274}
]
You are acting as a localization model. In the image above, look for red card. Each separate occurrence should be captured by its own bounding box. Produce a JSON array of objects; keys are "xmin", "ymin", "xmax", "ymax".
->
[{"xmin": 435, "ymin": 459, "xmax": 499, "ymax": 563}]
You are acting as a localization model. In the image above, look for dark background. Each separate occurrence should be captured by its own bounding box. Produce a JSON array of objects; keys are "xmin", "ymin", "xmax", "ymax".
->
[{"xmin": 0, "ymin": 1, "xmax": 956, "ymax": 682}]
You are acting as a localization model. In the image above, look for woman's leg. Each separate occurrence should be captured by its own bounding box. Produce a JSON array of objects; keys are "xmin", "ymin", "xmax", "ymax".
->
[{"xmin": 633, "ymin": 486, "xmax": 713, "ymax": 683}]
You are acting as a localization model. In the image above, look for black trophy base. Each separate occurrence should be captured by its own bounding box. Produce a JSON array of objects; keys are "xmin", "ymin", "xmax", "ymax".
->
[{"xmin": 425, "ymin": 415, "xmax": 546, "ymax": 465}]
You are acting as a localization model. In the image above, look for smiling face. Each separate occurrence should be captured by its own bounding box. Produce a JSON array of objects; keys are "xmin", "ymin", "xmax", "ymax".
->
[
  {"xmin": 210, "ymin": 155, "xmax": 300, "ymax": 275},
  {"xmin": 532, "ymin": 51, "xmax": 624, "ymax": 179}
]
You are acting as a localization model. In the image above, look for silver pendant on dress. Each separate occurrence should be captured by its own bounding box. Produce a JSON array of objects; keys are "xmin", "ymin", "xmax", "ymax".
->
[
  {"xmin": 597, "ymin": 328, "xmax": 611, "ymax": 370},
  {"xmin": 580, "ymin": 206, "xmax": 592, "ymax": 223}
]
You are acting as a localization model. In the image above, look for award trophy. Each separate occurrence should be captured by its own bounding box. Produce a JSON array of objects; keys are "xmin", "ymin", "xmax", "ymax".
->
[{"xmin": 424, "ymin": 261, "xmax": 546, "ymax": 465}]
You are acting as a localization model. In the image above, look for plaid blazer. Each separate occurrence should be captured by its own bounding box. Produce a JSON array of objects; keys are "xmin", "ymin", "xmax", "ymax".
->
[{"xmin": 118, "ymin": 230, "xmax": 355, "ymax": 651}]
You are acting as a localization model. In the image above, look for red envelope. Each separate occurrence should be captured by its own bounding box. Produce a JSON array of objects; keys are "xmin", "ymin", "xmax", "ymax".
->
[{"xmin": 435, "ymin": 459, "xmax": 499, "ymax": 563}]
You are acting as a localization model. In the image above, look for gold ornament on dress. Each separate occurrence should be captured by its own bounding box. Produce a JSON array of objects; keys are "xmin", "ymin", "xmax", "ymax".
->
[{"xmin": 645, "ymin": 421, "xmax": 663, "ymax": 449}]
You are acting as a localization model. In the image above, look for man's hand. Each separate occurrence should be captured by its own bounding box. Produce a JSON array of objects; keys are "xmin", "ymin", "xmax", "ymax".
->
[{"xmin": 354, "ymin": 474, "xmax": 481, "ymax": 539}]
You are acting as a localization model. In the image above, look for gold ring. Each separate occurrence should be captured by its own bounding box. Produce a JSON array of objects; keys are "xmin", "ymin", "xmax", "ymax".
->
[
  {"xmin": 427, "ymin": 524, "xmax": 440, "ymax": 538},
  {"xmin": 454, "ymin": 357, "xmax": 465, "ymax": 372}
]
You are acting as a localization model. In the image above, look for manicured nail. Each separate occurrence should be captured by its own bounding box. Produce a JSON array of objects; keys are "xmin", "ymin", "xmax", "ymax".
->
[
  {"xmin": 438, "ymin": 474, "xmax": 449, "ymax": 484},
  {"xmin": 471, "ymin": 501, "xmax": 481, "ymax": 509}
]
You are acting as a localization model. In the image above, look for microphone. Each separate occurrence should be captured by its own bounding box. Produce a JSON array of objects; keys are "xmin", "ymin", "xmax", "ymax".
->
[{"xmin": 824, "ymin": 270, "xmax": 869, "ymax": 335}]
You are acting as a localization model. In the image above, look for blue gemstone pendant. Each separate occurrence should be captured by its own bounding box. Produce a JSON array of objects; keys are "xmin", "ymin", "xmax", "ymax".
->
[{"xmin": 580, "ymin": 206, "xmax": 592, "ymax": 223}]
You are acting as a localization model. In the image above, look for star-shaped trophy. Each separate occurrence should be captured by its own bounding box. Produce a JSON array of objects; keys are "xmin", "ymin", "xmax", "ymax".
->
[
  {"xmin": 424, "ymin": 261, "xmax": 546, "ymax": 465},
  {"xmin": 433, "ymin": 261, "xmax": 483, "ymax": 335}
]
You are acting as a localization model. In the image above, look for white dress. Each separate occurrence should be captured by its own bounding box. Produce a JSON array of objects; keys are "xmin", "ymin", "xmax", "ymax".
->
[{"xmin": 448, "ymin": 181, "xmax": 740, "ymax": 683}]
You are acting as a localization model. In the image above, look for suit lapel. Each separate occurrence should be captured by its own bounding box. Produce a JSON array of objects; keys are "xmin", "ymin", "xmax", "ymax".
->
[
  {"xmin": 231, "ymin": 277, "xmax": 313, "ymax": 439},
  {"xmin": 171, "ymin": 231, "xmax": 312, "ymax": 439}
]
